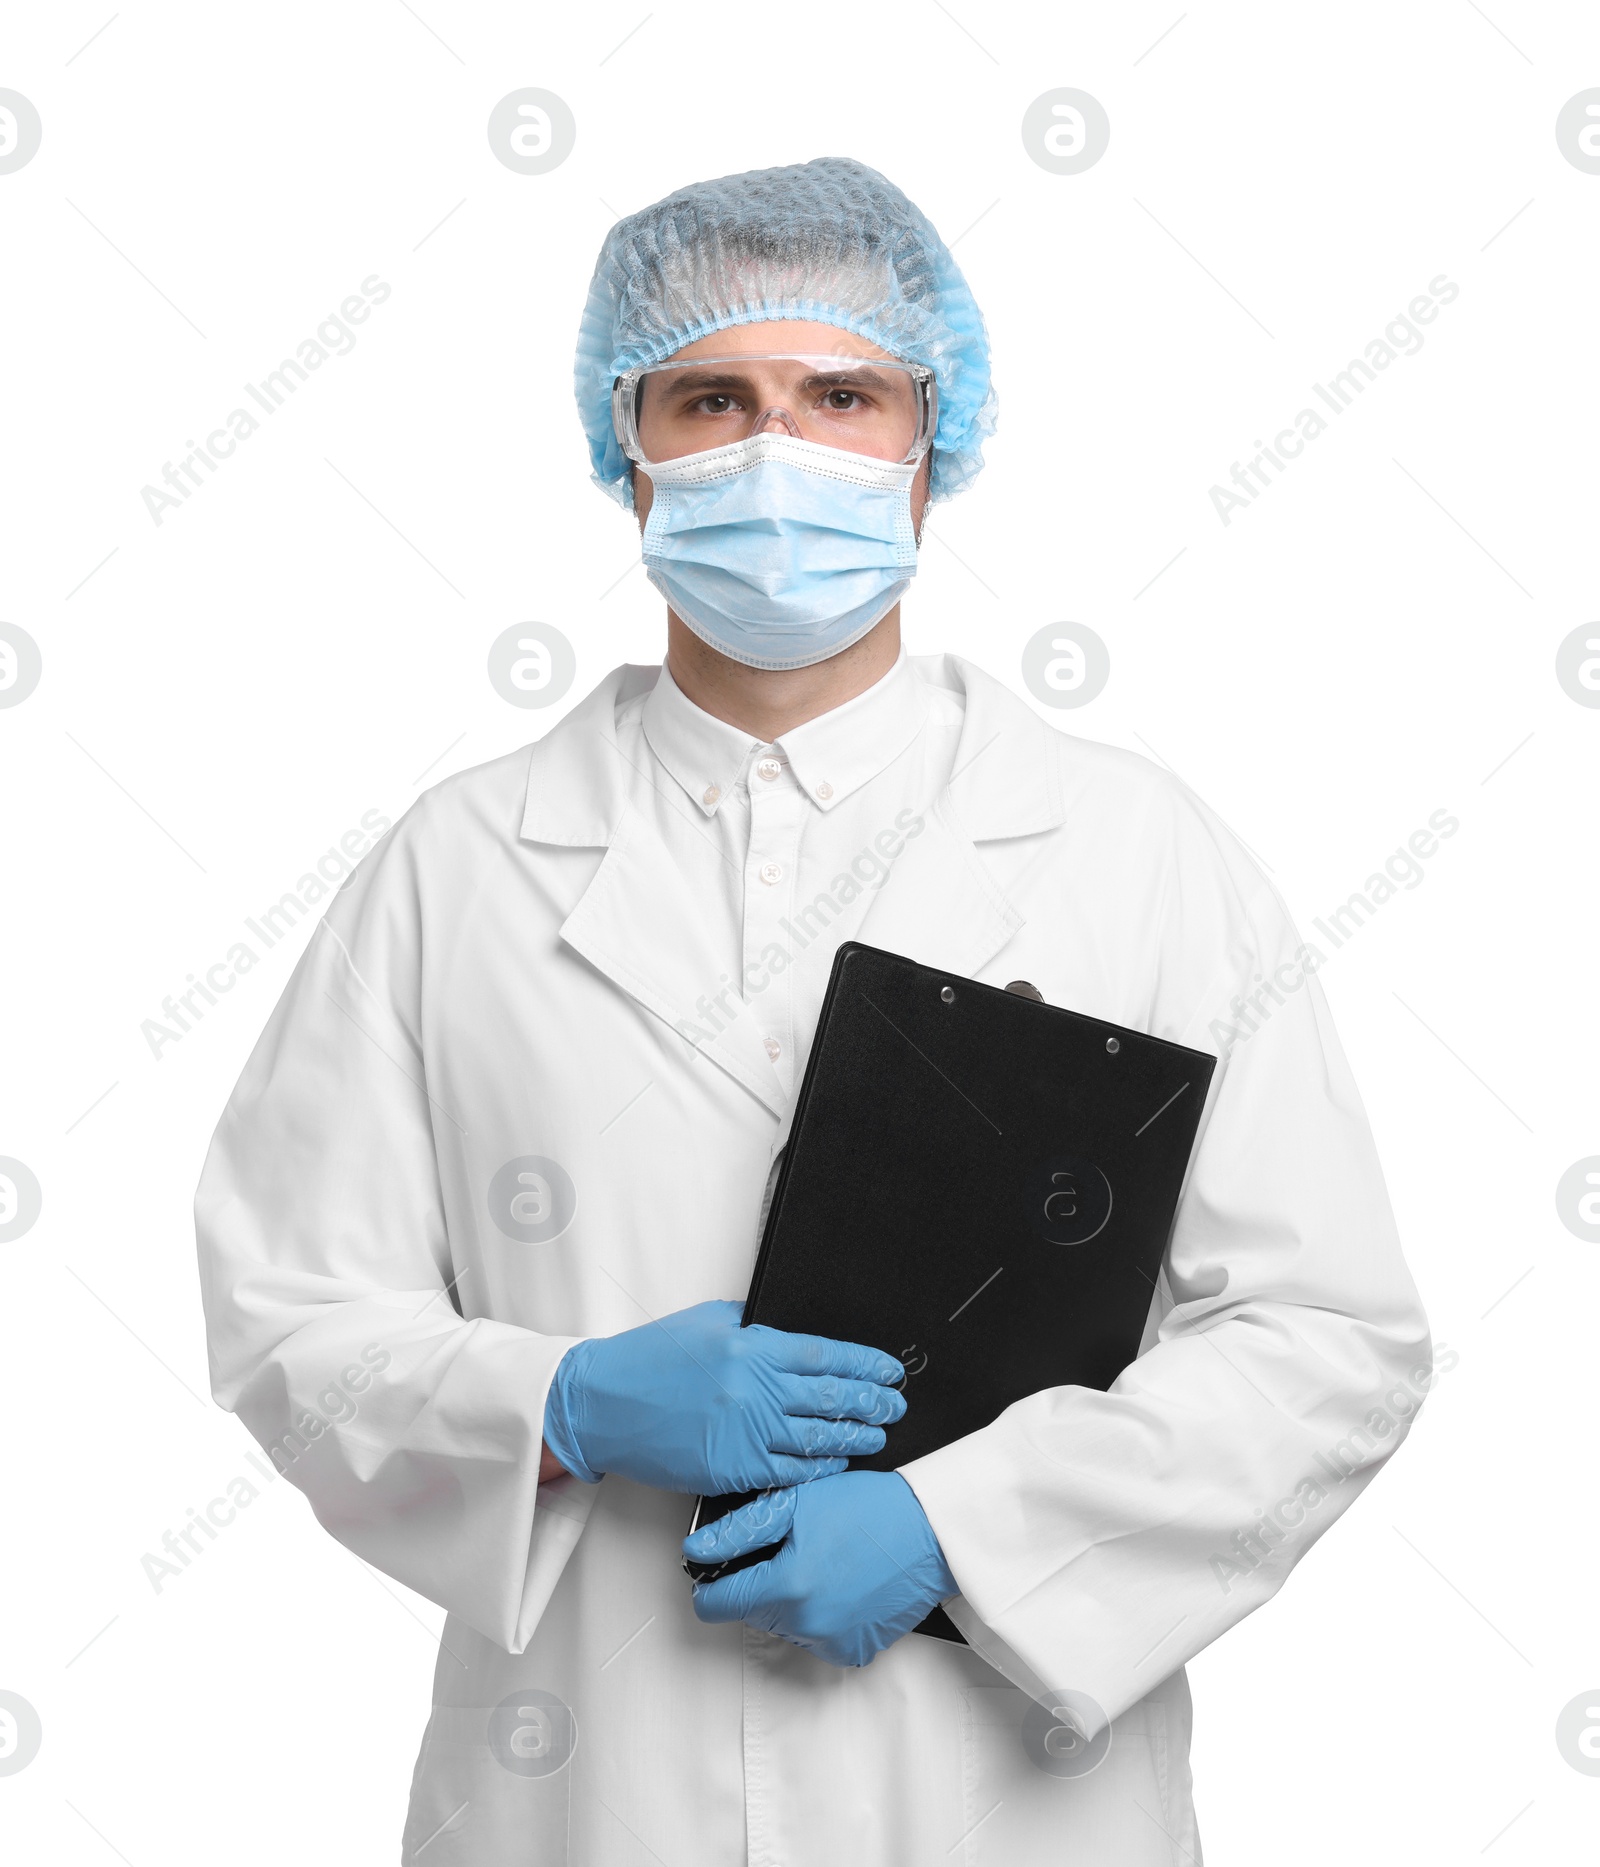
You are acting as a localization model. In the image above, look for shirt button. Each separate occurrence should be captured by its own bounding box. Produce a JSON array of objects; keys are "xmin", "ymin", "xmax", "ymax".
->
[
  {"xmin": 756, "ymin": 758, "xmax": 782, "ymax": 783},
  {"xmin": 763, "ymin": 1036, "xmax": 781, "ymax": 1062},
  {"xmin": 758, "ymin": 861, "xmax": 783, "ymax": 886},
  {"xmin": 702, "ymin": 784, "xmax": 720, "ymax": 806},
  {"xmin": 815, "ymin": 781, "xmax": 834, "ymax": 800}
]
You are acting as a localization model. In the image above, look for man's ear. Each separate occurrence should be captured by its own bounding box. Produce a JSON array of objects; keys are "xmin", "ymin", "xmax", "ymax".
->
[
  {"xmin": 631, "ymin": 460, "xmax": 654, "ymax": 528},
  {"xmin": 911, "ymin": 455, "xmax": 932, "ymax": 543}
]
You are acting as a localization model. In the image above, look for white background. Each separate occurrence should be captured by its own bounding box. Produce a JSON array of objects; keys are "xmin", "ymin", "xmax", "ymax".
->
[{"xmin": 1, "ymin": 2, "xmax": 1596, "ymax": 1861}]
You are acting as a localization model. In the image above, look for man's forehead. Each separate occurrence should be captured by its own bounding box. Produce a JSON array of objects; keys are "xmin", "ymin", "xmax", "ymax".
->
[{"xmin": 661, "ymin": 319, "xmax": 896, "ymax": 365}]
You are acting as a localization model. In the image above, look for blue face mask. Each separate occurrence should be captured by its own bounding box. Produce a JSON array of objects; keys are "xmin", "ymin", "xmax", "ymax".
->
[{"xmin": 639, "ymin": 433, "xmax": 921, "ymax": 671}]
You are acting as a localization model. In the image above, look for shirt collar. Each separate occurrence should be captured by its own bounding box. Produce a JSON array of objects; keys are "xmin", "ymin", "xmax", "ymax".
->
[
  {"xmin": 521, "ymin": 654, "xmax": 1065, "ymax": 849},
  {"xmin": 774, "ymin": 648, "xmax": 930, "ymax": 811},
  {"xmin": 640, "ymin": 647, "xmax": 932, "ymax": 817},
  {"xmin": 640, "ymin": 661, "xmax": 761, "ymax": 815}
]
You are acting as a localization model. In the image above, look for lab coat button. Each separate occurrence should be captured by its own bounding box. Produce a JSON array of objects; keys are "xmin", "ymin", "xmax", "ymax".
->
[
  {"xmin": 758, "ymin": 861, "xmax": 783, "ymax": 886},
  {"xmin": 763, "ymin": 1036, "xmax": 781, "ymax": 1061},
  {"xmin": 703, "ymin": 784, "xmax": 721, "ymax": 806},
  {"xmin": 815, "ymin": 780, "xmax": 834, "ymax": 800},
  {"xmin": 756, "ymin": 758, "xmax": 782, "ymax": 782}
]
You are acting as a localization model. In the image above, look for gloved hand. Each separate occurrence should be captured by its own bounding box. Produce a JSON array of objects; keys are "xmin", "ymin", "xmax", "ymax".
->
[
  {"xmin": 541, "ymin": 1299, "xmax": 907, "ymax": 1495},
  {"xmin": 682, "ymin": 1469, "xmax": 958, "ymax": 1667}
]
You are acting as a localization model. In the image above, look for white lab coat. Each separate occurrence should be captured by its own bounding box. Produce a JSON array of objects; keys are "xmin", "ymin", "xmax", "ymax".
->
[{"xmin": 195, "ymin": 654, "xmax": 1430, "ymax": 1865}]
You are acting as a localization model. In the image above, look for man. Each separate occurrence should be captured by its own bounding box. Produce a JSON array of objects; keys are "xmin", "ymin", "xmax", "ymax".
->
[{"xmin": 196, "ymin": 157, "xmax": 1431, "ymax": 1864}]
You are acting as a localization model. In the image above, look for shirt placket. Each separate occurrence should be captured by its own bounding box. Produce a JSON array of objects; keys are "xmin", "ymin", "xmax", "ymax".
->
[{"xmin": 742, "ymin": 745, "xmax": 803, "ymax": 1096}]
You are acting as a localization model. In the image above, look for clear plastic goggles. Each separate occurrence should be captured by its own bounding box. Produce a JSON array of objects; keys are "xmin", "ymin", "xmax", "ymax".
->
[{"xmin": 612, "ymin": 351, "xmax": 937, "ymax": 470}]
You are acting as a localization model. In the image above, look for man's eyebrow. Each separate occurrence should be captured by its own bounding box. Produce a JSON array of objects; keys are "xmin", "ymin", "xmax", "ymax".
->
[
  {"xmin": 654, "ymin": 364, "xmax": 899, "ymax": 393},
  {"xmin": 800, "ymin": 366, "xmax": 897, "ymax": 385},
  {"xmin": 657, "ymin": 369, "xmax": 759, "ymax": 391}
]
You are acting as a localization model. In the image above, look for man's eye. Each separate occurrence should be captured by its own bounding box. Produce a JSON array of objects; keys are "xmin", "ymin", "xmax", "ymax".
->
[
  {"xmin": 691, "ymin": 394, "xmax": 739, "ymax": 415},
  {"xmin": 823, "ymin": 389, "xmax": 862, "ymax": 411}
]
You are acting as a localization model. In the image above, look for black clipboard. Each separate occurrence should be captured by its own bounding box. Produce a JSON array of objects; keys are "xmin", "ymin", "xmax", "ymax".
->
[{"xmin": 684, "ymin": 941, "xmax": 1216, "ymax": 1643}]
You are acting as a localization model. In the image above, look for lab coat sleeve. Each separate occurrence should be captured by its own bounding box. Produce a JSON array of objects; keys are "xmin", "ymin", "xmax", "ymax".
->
[
  {"xmin": 194, "ymin": 816, "xmax": 587, "ymax": 1656},
  {"xmin": 899, "ymin": 782, "xmax": 1432, "ymax": 1729}
]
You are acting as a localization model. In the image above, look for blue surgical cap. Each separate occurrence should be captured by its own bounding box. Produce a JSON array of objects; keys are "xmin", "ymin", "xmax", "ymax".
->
[{"xmin": 574, "ymin": 156, "xmax": 997, "ymax": 510}]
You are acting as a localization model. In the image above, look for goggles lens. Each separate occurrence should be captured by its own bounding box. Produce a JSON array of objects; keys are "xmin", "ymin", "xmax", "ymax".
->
[{"xmin": 613, "ymin": 352, "xmax": 936, "ymax": 468}]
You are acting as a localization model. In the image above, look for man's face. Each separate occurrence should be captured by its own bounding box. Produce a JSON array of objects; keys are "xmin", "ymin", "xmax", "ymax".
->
[{"xmin": 629, "ymin": 319, "xmax": 932, "ymax": 536}]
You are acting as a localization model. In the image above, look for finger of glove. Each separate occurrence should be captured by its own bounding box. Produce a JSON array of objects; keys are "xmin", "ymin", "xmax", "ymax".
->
[
  {"xmin": 683, "ymin": 1485, "xmax": 798, "ymax": 1567},
  {"xmin": 776, "ymin": 1370, "xmax": 908, "ymax": 1426},
  {"xmin": 750, "ymin": 1325, "xmax": 905, "ymax": 1386},
  {"xmin": 689, "ymin": 1559, "xmax": 773, "ymax": 1626},
  {"xmin": 766, "ymin": 1416, "xmax": 888, "ymax": 1459},
  {"xmin": 689, "ymin": 1538, "xmax": 802, "ymax": 1632},
  {"xmin": 751, "ymin": 1452, "xmax": 849, "ymax": 1488}
]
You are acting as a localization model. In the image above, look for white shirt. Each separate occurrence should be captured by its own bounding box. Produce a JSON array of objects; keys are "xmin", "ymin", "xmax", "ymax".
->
[{"xmin": 630, "ymin": 647, "xmax": 964, "ymax": 1095}]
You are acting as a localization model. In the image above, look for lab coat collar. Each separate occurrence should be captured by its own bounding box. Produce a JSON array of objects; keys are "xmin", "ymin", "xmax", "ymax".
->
[
  {"xmin": 517, "ymin": 661, "xmax": 659, "ymax": 848},
  {"xmin": 518, "ymin": 654, "xmax": 1066, "ymax": 1120},
  {"xmin": 906, "ymin": 651, "xmax": 1065, "ymax": 842}
]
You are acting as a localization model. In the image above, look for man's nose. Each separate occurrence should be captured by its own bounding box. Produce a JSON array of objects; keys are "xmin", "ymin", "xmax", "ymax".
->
[{"xmin": 749, "ymin": 404, "xmax": 803, "ymax": 438}]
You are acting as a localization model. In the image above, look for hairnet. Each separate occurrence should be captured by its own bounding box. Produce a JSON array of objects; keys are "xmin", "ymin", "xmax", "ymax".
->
[{"xmin": 574, "ymin": 156, "xmax": 997, "ymax": 510}]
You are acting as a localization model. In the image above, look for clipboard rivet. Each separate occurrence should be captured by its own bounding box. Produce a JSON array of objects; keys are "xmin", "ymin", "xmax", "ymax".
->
[
  {"xmin": 940, "ymin": 986, "xmax": 956, "ymax": 1004},
  {"xmin": 1106, "ymin": 1037, "xmax": 1121, "ymax": 1054}
]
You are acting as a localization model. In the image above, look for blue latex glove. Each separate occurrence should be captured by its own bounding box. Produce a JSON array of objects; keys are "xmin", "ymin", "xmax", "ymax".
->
[
  {"xmin": 682, "ymin": 1470, "xmax": 958, "ymax": 1667},
  {"xmin": 542, "ymin": 1299, "xmax": 907, "ymax": 1495}
]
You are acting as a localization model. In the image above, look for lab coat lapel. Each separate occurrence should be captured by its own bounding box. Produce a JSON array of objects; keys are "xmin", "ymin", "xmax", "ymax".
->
[
  {"xmin": 518, "ymin": 666, "xmax": 786, "ymax": 1120},
  {"xmin": 850, "ymin": 793, "xmax": 1024, "ymax": 978},
  {"xmin": 766, "ymin": 790, "xmax": 1028, "ymax": 1165},
  {"xmin": 519, "ymin": 656, "xmax": 1066, "ymax": 1127},
  {"xmin": 853, "ymin": 653, "xmax": 1065, "ymax": 978},
  {"xmin": 766, "ymin": 659, "xmax": 1067, "ymax": 1157},
  {"xmin": 558, "ymin": 810, "xmax": 788, "ymax": 1118}
]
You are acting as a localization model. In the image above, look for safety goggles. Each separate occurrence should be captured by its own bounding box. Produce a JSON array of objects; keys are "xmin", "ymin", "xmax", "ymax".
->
[{"xmin": 612, "ymin": 351, "xmax": 937, "ymax": 470}]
